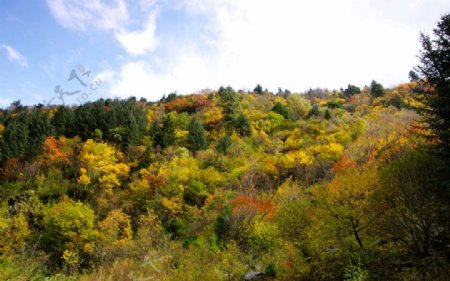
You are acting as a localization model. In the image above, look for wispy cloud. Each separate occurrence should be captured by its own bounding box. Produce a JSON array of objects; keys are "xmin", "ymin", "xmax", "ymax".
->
[
  {"xmin": 108, "ymin": 48, "xmax": 215, "ymax": 100},
  {"xmin": 0, "ymin": 44, "xmax": 28, "ymax": 67},
  {"xmin": 46, "ymin": 0, "xmax": 129, "ymax": 31},
  {"xmin": 115, "ymin": 13, "xmax": 159, "ymax": 55},
  {"xmin": 47, "ymin": 0, "xmax": 160, "ymax": 55},
  {"xmin": 156, "ymin": 0, "xmax": 420, "ymax": 90},
  {"xmin": 48, "ymin": 0, "xmax": 446, "ymax": 102}
]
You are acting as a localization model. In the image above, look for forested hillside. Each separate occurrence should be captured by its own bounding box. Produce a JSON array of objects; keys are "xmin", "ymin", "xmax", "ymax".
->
[{"xmin": 0, "ymin": 14, "xmax": 449, "ymax": 281}]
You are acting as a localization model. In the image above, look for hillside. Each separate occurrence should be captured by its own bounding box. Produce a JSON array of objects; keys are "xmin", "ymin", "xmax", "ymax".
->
[{"xmin": 0, "ymin": 82, "xmax": 449, "ymax": 280}]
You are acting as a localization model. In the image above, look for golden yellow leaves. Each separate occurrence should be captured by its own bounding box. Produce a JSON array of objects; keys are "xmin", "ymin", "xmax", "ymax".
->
[
  {"xmin": 309, "ymin": 142, "xmax": 344, "ymax": 161},
  {"xmin": 0, "ymin": 214, "xmax": 30, "ymax": 254},
  {"xmin": 161, "ymin": 197, "xmax": 183, "ymax": 215},
  {"xmin": 98, "ymin": 209, "xmax": 133, "ymax": 246},
  {"xmin": 79, "ymin": 139, "xmax": 118, "ymax": 176},
  {"xmin": 280, "ymin": 150, "xmax": 313, "ymax": 169},
  {"xmin": 77, "ymin": 167, "xmax": 91, "ymax": 186},
  {"xmin": 78, "ymin": 139, "xmax": 130, "ymax": 194}
]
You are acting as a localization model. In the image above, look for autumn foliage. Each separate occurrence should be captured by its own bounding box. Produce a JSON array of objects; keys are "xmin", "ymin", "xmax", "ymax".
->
[{"xmin": 0, "ymin": 76, "xmax": 449, "ymax": 280}]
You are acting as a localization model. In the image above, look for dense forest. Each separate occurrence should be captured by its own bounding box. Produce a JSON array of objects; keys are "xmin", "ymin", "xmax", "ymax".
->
[{"xmin": 0, "ymin": 14, "xmax": 448, "ymax": 281}]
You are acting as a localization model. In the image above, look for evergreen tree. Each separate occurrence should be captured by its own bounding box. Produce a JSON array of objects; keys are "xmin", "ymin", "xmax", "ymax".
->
[
  {"xmin": 187, "ymin": 118, "xmax": 207, "ymax": 153},
  {"xmin": 310, "ymin": 105, "xmax": 320, "ymax": 117},
  {"xmin": 343, "ymin": 84, "xmax": 361, "ymax": 98},
  {"xmin": 370, "ymin": 80, "xmax": 385, "ymax": 98},
  {"xmin": 161, "ymin": 116, "xmax": 176, "ymax": 148},
  {"xmin": 52, "ymin": 106, "xmax": 75, "ymax": 137},
  {"xmin": 127, "ymin": 114, "xmax": 140, "ymax": 146},
  {"xmin": 28, "ymin": 108, "xmax": 52, "ymax": 157},
  {"xmin": 218, "ymin": 86, "xmax": 240, "ymax": 126},
  {"xmin": 271, "ymin": 102, "xmax": 289, "ymax": 119},
  {"xmin": 413, "ymin": 13, "xmax": 450, "ymax": 158},
  {"xmin": 216, "ymin": 134, "xmax": 232, "ymax": 155},
  {"xmin": 73, "ymin": 103, "xmax": 97, "ymax": 140},
  {"xmin": 234, "ymin": 113, "xmax": 251, "ymax": 136},
  {"xmin": 0, "ymin": 117, "xmax": 29, "ymax": 162},
  {"xmin": 150, "ymin": 120, "xmax": 162, "ymax": 148},
  {"xmin": 253, "ymin": 84, "xmax": 264, "ymax": 95},
  {"xmin": 324, "ymin": 109, "xmax": 332, "ymax": 120}
]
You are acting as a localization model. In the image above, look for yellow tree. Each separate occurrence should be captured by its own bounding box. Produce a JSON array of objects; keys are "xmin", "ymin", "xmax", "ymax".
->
[
  {"xmin": 43, "ymin": 196, "xmax": 97, "ymax": 268},
  {"xmin": 79, "ymin": 139, "xmax": 130, "ymax": 194},
  {"xmin": 97, "ymin": 209, "xmax": 133, "ymax": 260},
  {"xmin": 312, "ymin": 165, "xmax": 379, "ymax": 249}
]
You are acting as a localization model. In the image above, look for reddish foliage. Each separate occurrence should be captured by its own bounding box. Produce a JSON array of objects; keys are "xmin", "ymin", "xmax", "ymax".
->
[
  {"xmin": 229, "ymin": 194, "xmax": 276, "ymax": 219},
  {"xmin": 192, "ymin": 95, "xmax": 212, "ymax": 110},
  {"xmin": 164, "ymin": 98, "xmax": 191, "ymax": 112},
  {"xmin": 164, "ymin": 95, "xmax": 212, "ymax": 113},
  {"xmin": 0, "ymin": 158, "xmax": 39, "ymax": 181},
  {"xmin": 333, "ymin": 154, "xmax": 356, "ymax": 173},
  {"xmin": 346, "ymin": 96, "xmax": 356, "ymax": 103},
  {"xmin": 43, "ymin": 136, "xmax": 68, "ymax": 164}
]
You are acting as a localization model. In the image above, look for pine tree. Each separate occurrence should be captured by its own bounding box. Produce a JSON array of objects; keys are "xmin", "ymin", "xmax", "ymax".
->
[
  {"xmin": 187, "ymin": 118, "xmax": 207, "ymax": 153},
  {"xmin": 310, "ymin": 105, "xmax": 320, "ymax": 117},
  {"xmin": 161, "ymin": 116, "xmax": 176, "ymax": 148},
  {"xmin": 0, "ymin": 117, "xmax": 29, "ymax": 162},
  {"xmin": 413, "ymin": 13, "xmax": 450, "ymax": 158},
  {"xmin": 218, "ymin": 86, "xmax": 240, "ymax": 126},
  {"xmin": 343, "ymin": 84, "xmax": 361, "ymax": 98},
  {"xmin": 234, "ymin": 113, "xmax": 251, "ymax": 136},
  {"xmin": 370, "ymin": 80, "xmax": 385, "ymax": 98},
  {"xmin": 28, "ymin": 108, "xmax": 52, "ymax": 157},
  {"xmin": 253, "ymin": 84, "xmax": 264, "ymax": 95},
  {"xmin": 272, "ymin": 102, "xmax": 289, "ymax": 119},
  {"xmin": 150, "ymin": 120, "xmax": 162, "ymax": 148},
  {"xmin": 216, "ymin": 134, "xmax": 232, "ymax": 155},
  {"xmin": 52, "ymin": 106, "xmax": 75, "ymax": 137}
]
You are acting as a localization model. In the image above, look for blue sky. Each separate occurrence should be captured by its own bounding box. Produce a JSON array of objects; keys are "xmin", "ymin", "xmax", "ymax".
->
[{"xmin": 0, "ymin": 0, "xmax": 448, "ymax": 107}]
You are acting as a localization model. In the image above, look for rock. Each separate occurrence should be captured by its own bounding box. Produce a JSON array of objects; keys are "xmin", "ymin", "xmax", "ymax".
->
[{"xmin": 243, "ymin": 271, "xmax": 264, "ymax": 280}]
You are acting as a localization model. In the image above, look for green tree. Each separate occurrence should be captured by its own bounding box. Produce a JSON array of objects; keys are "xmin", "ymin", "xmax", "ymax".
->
[
  {"xmin": 150, "ymin": 120, "xmax": 162, "ymax": 148},
  {"xmin": 253, "ymin": 84, "xmax": 264, "ymax": 95},
  {"xmin": 187, "ymin": 118, "xmax": 207, "ymax": 153},
  {"xmin": 0, "ymin": 117, "xmax": 29, "ymax": 162},
  {"xmin": 413, "ymin": 13, "xmax": 450, "ymax": 157},
  {"xmin": 271, "ymin": 102, "xmax": 289, "ymax": 119},
  {"xmin": 28, "ymin": 108, "xmax": 52, "ymax": 157},
  {"xmin": 310, "ymin": 104, "xmax": 320, "ymax": 116},
  {"xmin": 343, "ymin": 84, "xmax": 361, "ymax": 98},
  {"xmin": 373, "ymin": 151, "xmax": 449, "ymax": 257},
  {"xmin": 52, "ymin": 106, "xmax": 75, "ymax": 137},
  {"xmin": 42, "ymin": 197, "xmax": 97, "ymax": 267},
  {"xmin": 161, "ymin": 115, "xmax": 176, "ymax": 148},
  {"xmin": 216, "ymin": 134, "xmax": 232, "ymax": 154},
  {"xmin": 218, "ymin": 86, "xmax": 240, "ymax": 126},
  {"xmin": 234, "ymin": 113, "xmax": 251, "ymax": 136},
  {"xmin": 369, "ymin": 80, "xmax": 385, "ymax": 98}
]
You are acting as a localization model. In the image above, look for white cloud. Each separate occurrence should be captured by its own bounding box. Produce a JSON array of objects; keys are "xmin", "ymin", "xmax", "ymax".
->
[
  {"xmin": 115, "ymin": 13, "xmax": 159, "ymax": 55},
  {"xmin": 102, "ymin": 0, "xmax": 447, "ymax": 100},
  {"xmin": 138, "ymin": 0, "xmax": 159, "ymax": 11},
  {"xmin": 188, "ymin": 0, "xmax": 420, "ymax": 90},
  {"xmin": 47, "ymin": 0, "xmax": 160, "ymax": 55},
  {"xmin": 108, "ymin": 50, "xmax": 216, "ymax": 100},
  {"xmin": 0, "ymin": 44, "xmax": 28, "ymax": 67},
  {"xmin": 46, "ymin": 0, "xmax": 129, "ymax": 31}
]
